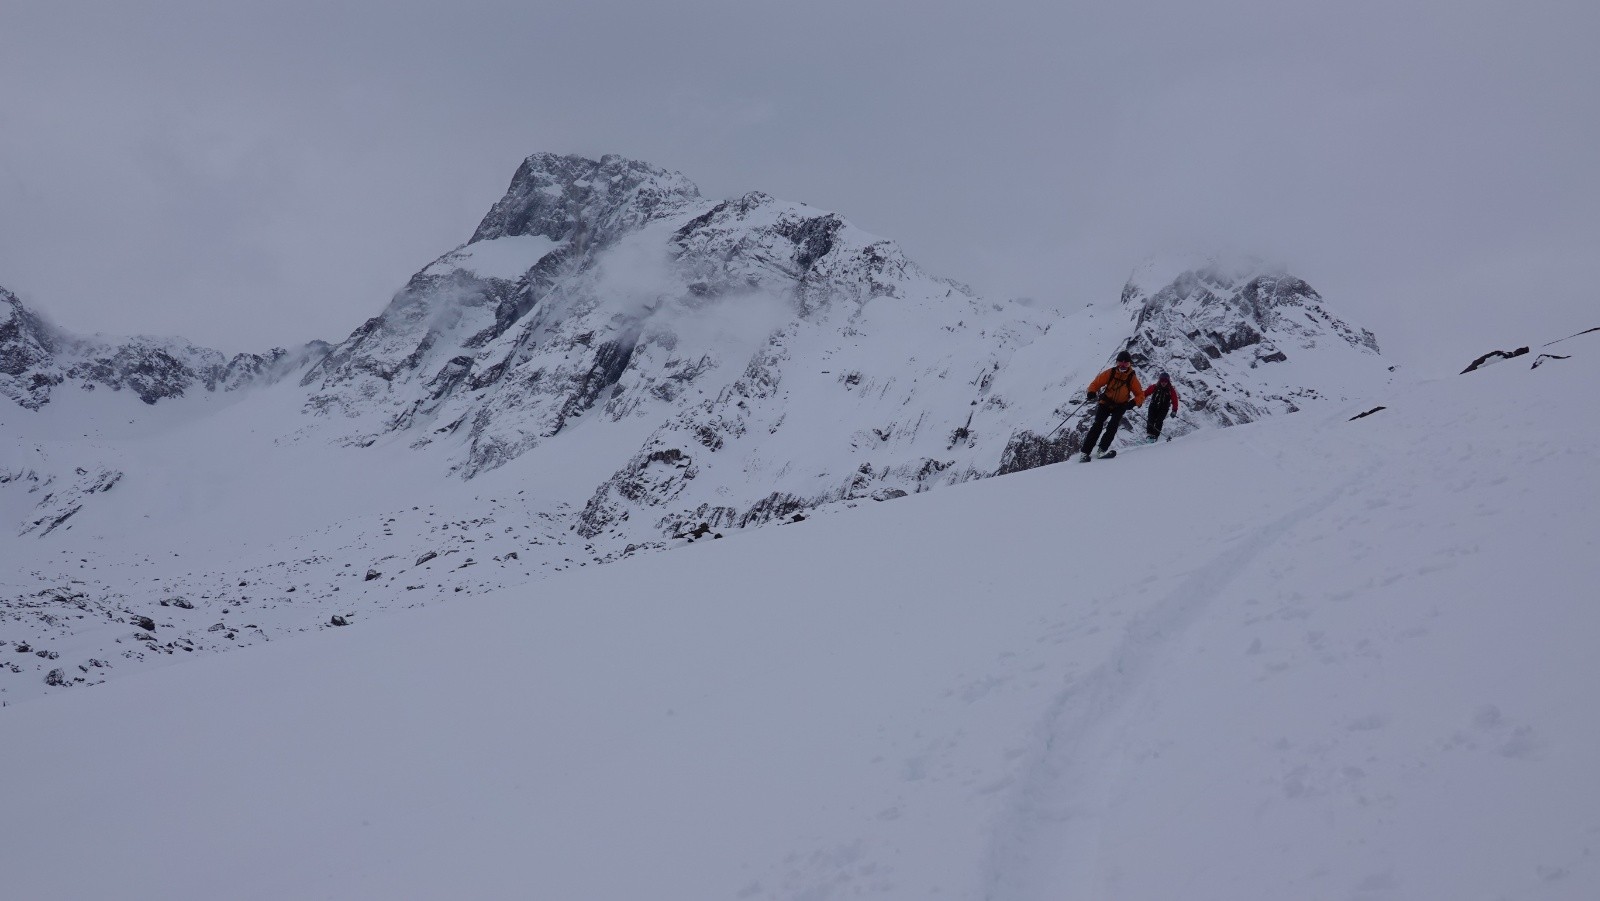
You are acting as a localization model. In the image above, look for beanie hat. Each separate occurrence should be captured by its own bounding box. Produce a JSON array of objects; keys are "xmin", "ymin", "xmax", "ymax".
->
[{"xmin": 1115, "ymin": 350, "xmax": 1132, "ymax": 363}]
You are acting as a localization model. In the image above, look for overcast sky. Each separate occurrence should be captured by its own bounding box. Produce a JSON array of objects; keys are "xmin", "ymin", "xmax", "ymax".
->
[{"xmin": 3, "ymin": 1, "xmax": 1596, "ymax": 374}]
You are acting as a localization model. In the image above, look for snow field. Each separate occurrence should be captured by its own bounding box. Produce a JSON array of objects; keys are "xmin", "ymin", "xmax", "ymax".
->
[{"xmin": 1, "ymin": 341, "xmax": 1597, "ymax": 899}]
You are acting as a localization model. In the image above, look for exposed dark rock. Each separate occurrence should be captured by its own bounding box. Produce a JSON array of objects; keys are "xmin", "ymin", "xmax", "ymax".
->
[
  {"xmin": 1462, "ymin": 347, "xmax": 1529, "ymax": 374},
  {"xmin": 131, "ymin": 615, "xmax": 156, "ymax": 631},
  {"xmin": 330, "ymin": 615, "xmax": 349, "ymax": 627},
  {"xmin": 1349, "ymin": 406, "xmax": 1387, "ymax": 421},
  {"xmin": 997, "ymin": 429, "xmax": 1081, "ymax": 475},
  {"xmin": 1, "ymin": 286, "xmax": 61, "ymax": 409},
  {"xmin": 776, "ymin": 213, "xmax": 844, "ymax": 272},
  {"xmin": 364, "ymin": 570, "xmax": 381, "ymax": 581},
  {"xmin": 472, "ymin": 153, "xmax": 700, "ymax": 247}
]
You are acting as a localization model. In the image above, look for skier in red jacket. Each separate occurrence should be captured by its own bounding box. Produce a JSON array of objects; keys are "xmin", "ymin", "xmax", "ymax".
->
[{"xmin": 1144, "ymin": 371, "xmax": 1180, "ymax": 442}]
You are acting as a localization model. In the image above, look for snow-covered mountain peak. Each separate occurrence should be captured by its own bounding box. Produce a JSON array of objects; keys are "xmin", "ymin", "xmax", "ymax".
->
[
  {"xmin": 1122, "ymin": 252, "xmax": 1273, "ymax": 301},
  {"xmin": 295, "ymin": 153, "xmax": 987, "ymax": 481},
  {"xmin": 469, "ymin": 152, "xmax": 702, "ymax": 248},
  {"xmin": 1117, "ymin": 256, "xmax": 1387, "ymax": 432},
  {"xmin": 1125, "ymin": 255, "xmax": 1378, "ymax": 354}
]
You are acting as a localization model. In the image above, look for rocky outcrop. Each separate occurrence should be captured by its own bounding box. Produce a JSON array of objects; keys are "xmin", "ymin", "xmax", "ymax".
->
[
  {"xmin": 1461, "ymin": 347, "xmax": 1530, "ymax": 374},
  {"xmin": 1116, "ymin": 257, "xmax": 1386, "ymax": 440},
  {"xmin": 995, "ymin": 429, "xmax": 1080, "ymax": 476},
  {"xmin": 2, "ymin": 461, "xmax": 124, "ymax": 537},
  {"xmin": 1, "ymin": 287, "xmax": 62, "ymax": 410}
]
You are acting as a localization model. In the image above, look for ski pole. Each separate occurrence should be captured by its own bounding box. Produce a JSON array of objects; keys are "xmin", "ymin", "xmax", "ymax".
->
[{"xmin": 1043, "ymin": 395, "xmax": 1092, "ymax": 440}]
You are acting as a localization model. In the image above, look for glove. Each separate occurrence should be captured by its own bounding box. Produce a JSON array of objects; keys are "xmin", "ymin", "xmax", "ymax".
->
[{"xmin": 1086, "ymin": 390, "xmax": 1097, "ymax": 401}]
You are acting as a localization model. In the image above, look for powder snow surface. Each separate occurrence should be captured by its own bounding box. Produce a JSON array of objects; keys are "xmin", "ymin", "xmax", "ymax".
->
[{"xmin": 2, "ymin": 345, "xmax": 1597, "ymax": 900}]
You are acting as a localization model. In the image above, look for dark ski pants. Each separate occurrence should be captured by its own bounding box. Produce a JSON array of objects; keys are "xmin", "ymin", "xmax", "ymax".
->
[
  {"xmin": 1082, "ymin": 401, "xmax": 1129, "ymax": 454},
  {"xmin": 1146, "ymin": 400, "xmax": 1171, "ymax": 439}
]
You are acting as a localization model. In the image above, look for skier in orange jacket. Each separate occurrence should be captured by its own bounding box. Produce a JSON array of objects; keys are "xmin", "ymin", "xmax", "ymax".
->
[{"xmin": 1079, "ymin": 350, "xmax": 1145, "ymax": 461}]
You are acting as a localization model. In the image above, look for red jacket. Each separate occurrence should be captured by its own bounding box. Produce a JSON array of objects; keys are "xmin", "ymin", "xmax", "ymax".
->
[{"xmin": 1147, "ymin": 380, "xmax": 1180, "ymax": 412}]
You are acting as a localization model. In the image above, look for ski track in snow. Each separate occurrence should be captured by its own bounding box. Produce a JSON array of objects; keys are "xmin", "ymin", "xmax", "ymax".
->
[{"xmin": 979, "ymin": 470, "xmax": 1366, "ymax": 900}]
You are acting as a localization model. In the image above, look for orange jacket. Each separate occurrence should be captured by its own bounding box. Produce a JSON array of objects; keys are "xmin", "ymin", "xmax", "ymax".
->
[{"xmin": 1088, "ymin": 365, "xmax": 1145, "ymax": 406}]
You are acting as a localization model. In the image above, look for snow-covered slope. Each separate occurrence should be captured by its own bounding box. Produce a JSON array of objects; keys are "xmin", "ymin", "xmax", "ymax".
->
[{"xmin": 2, "ymin": 330, "xmax": 1595, "ymax": 900}]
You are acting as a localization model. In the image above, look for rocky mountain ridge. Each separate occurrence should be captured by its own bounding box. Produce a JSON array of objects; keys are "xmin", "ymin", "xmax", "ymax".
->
[{"xmin": 1, "ymin": 285, "xmax": 323, "ymax": 410}]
